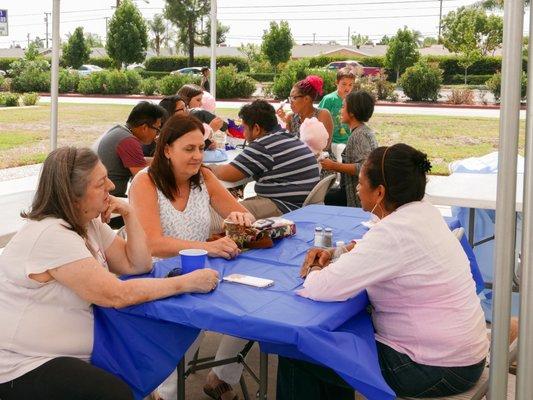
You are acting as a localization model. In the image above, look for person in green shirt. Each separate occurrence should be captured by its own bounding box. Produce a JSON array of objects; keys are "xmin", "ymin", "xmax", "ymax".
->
[{"xmin": 318, "ymin": 67, "xmax": 356, "ymax": 161}]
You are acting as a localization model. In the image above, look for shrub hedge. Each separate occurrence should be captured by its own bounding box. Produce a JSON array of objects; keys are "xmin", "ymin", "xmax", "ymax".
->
[
  {"xmin": 246, "ymin": 72, "xmax": 277, "ymax": 82},
  {"xmin": 158, "ymin": 74, "xmax": 200, "ymax": 95},
  {"xmin": 399, "ymin": 60, "xmax": 442, "ymax": 102},
  {"xmin": 88, "ymin": 57, "xmax": 115, "ymax": 69},
  {"xmin": 447, "ymin": 74, "xmax": 493, "ymax": 85},
  {"xmin": 216, "ymin": 65, "xmax": 256, "ymax": 99},
  {"xmin": 140, "ymin": 70, "xmax": 170, "ymax": 78},
  {"xmin": 0, "ymin": 57, "xmax": 18, "ymax": 72},
  {"xmin": 58, "ymin": 69, "xmax": 80, "ymax": 93},
  {"xmin": 145, "ymin": 56, "xmax": 249, "ymax": 72}
]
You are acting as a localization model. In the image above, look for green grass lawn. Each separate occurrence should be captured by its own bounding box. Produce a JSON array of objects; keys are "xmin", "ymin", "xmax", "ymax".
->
[{"xmin": 0, "ymin": 103, "xmax": 524, "ymax": 174}]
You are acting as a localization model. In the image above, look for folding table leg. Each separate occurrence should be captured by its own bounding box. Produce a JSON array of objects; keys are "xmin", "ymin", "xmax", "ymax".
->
[
  {"xmin": 468, "ymin": 207, "xmax": 476, "ymax": 248},
  {"xmin": 258, "ymin": 352, "xmax": 268, "ymax": 399},
  {"xmin": 177, "ymin": 358, "xmax": 185, "ymax": 400}
]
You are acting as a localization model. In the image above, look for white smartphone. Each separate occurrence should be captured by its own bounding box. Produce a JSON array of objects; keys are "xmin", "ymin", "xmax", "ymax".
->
[
  {"xmin": 253, "ymin": 218, "xmax": 274, "ymax": 229},
  {"xmin": 223, "ymin": 274, "xmax": 274, "ymax": 288}
]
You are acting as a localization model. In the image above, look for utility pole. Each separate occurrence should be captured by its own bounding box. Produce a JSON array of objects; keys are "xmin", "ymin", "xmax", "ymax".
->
[
  {"xmin": 438, "ymin": 0, "xmax": 443, "ymax": 43},
  {"xmin": 44, "ymin": 12, "xmax": 51, "ymax": 49},
  {"xmin": 313, "ymin": 33, "xmax": 316, "ymax": 44},
  {"xmin": 105, "ymin": 17, "xmax": 109, "ymax": 33},
  {"xmin": 347, "ymin": 26, "xmax": 350, "ymax": 46},
  {"xmin": 27, "ymin": 33, "xmax": 30, "ymax": 47}
]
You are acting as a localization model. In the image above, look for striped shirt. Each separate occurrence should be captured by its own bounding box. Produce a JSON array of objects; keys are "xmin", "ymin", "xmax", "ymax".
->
[{"xmin": 231, "ymin": 128, "xmax": 320, "ymax": 213}]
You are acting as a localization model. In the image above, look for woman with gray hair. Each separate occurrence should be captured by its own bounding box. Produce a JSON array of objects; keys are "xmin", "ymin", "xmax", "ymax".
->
[{"xmin": 0, "ymin": 147, "xmax": 219, "ymax": 400}]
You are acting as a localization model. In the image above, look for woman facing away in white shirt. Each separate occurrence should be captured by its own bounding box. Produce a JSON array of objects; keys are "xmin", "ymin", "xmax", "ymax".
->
[
  {"xmin": 0, "ymin": 147, "xmax": 219, "ymax": 400},
  {"xmin": 276, "ymin": 143, "xmax": 489, "ymax": 399}
]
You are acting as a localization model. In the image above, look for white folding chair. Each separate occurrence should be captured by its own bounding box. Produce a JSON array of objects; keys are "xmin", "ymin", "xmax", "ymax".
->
[{"xmin": 302, "ymin": 175, "xmax": 336, "ymax": 207}]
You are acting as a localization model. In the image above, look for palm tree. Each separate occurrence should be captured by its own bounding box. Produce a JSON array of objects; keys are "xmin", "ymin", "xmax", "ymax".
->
[{"xmin": 148, "ymin": 14, "xmax": 168, "ymax": 56}]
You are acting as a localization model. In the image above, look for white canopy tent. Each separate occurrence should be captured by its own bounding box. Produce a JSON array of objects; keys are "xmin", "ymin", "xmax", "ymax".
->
[{"xmin": 48, "ymin": 0, "xmax": 532, "ymax": 397}]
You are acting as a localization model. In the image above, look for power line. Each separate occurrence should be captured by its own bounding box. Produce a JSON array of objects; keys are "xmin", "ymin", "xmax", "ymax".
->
[
  {"xmin": 220, "ymin": 14, "xmax": 442, "ymax": 21},
  {"xmin": 217, "ymin": 0, "xmax": 461, "ymax": 8},
  {"xmin": 218, "ymin": 4, "xmax": 458, "ymax": 15}
]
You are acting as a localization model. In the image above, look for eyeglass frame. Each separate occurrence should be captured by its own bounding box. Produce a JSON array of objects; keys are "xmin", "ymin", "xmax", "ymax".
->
[{"xmin": 288, "ymin": 95, "xmax": 305, "ymax": 102}]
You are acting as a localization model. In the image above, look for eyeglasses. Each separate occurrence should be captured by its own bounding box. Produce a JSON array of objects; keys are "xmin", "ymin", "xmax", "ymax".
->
[
  {"xmin": 148, "ymin": 124, "xmax": 161, "ymax": 135},
  {"xmin": 289, "ymin": 95, "xmax": 304, "ymax": 102}
]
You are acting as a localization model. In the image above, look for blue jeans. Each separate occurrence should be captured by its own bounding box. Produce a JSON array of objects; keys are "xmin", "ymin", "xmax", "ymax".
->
[
  {"xmin": 276, "ymin": 342, "xmax": 486, "ymax": 399},
  {"xmin": 377, "ymin": 341, "xmax": 486, "ymax": 397}
]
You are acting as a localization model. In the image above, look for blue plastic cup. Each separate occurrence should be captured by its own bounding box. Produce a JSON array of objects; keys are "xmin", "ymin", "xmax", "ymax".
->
[{"xmin": 179, "ymin": 249, "xmax": 208, "ymax": 274}]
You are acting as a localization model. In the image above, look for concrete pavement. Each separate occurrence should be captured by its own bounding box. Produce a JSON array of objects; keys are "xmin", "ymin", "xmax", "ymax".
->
[{"xmin": 39, "ymin": 95, "xmax": 526, "ymax": 119}]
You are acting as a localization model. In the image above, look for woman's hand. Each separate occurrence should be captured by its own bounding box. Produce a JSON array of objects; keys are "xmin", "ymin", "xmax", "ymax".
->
[
  {"xmin": 209, "ymin": 117, "xmax": 224, "ymax": 132},
  {"xmin": 101, "ymin": 195, "xmax": 132, "ymax": 224},
  {"xmin": 300, "ymin": 247, "xmax": 333, "ymax": 278},
  {"xmin": 226, "ymin": 211, "xmax": 255, "ymax": 227},
  {"xmin": 205, "ymin": 236, "xmax": 240, "ymax": 259},
  {"xmin": 320, "ymin": 158, "xmax": 338, "ymax": 172},
  {"xmin": 181, "ymin": 268, "xmax": 220, "ymax": 293}
]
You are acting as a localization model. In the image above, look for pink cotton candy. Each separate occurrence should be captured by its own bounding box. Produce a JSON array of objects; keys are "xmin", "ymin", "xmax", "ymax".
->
[
  {"xmin": 201, "ymin": 91, "xmax": 216, "ymax": 113},
  {"xmin": 300, "ymin": 117, "xmax": 329, "ymax": 154}
]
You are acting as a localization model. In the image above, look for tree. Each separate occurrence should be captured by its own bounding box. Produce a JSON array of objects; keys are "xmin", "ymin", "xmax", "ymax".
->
[
  {"xmin": 412, "ymin": 30, "xmax": 423, "ymax": 47},
  {"xmin": 164, "ymin": 0, "xmax": 210, "ymax": 66},
  {"xmin": 148, "ymin": 14, "xmax": 168, "ymax": 56},
  {"xmin": 31, "ymin": 37, "xmax": 45, "ymax": 48},
  {"xmin": 378, "ymin": 35, "xmax": 391, "ymax": 45},
  {"xmin": 62, "ymin": 27, "xmax": 91, "ymax": 68},
  {"xmin": 106, "ymin": 0, "xmax": 148, "ymax": 68},
  {"xmin": 238, "ymin": 43, "xmax": 262, "ymax": 63},
  {"xmin": 201, "ymin": 20, "xmax": 230, "ymax": 46},
  {"xmin": 476, "ymin": 0, "xmax": 529, "ymax": 9},
  {"xmin": 261, "ymin": 21, "xmax": 294, "ymax": 68},
  {"xmin": 442, "ymin": 6, "xmax": 503, "ymax": 82},
  {"xmin": 422, "ymin": 37, "xmax": 438, "ymax": 47},
  {"xmin": 85, "ymin": 32, "xmax": 104, "ymax": 48},
  {"xmin": 351, "ymin": 34, "xmax": 369, "ymax": 49},
  {"xmin": 384, "ymin": 27, "xmax": 420, "ymax": 81}
]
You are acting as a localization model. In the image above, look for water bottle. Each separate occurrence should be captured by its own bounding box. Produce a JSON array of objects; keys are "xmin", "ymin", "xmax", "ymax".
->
[
  {"xmin": 314, "ymin": 226, "xmax": 324, "ymax": 247},
  {"xmin": 323, "ymin": 228, "xmax": 333, "ymax": 248}
]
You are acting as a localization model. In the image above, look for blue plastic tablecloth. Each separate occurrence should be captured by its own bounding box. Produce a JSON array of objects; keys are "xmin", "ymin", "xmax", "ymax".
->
[{"xmin": 91, "ymin": 205, "xmax": 482, "ymax": 400}]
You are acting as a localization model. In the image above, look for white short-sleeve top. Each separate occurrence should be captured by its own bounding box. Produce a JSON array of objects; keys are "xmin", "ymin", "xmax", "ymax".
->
[{"xmin": 0, "ymin": 217, "xmax": 116, "ymax": 383}]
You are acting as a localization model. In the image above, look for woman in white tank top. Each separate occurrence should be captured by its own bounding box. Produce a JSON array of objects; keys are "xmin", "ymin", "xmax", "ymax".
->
[{"xmin": 129, "ymin": 115, "xmax": 255, "ymax": 400}]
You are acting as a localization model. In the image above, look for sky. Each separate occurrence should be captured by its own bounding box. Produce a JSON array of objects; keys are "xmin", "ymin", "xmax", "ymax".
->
[{"xmin": 0, "ymin": 0, "xmax": 524, "ymax": 49}]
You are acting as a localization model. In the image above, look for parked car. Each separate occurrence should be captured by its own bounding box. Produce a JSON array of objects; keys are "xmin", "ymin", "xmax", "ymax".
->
[
  {"xmin": 325, "ymin": 60, "xmax": 381, "ymax": 77},
  {"xmin": 170, "ymin": 67, "xmax": 203, "ymax": 75},
  {"xmin": 126, "ymin": 63, "xmax": 145, "ymax": 71},
  {"xmin": 77, "ymin": 64, "xmax": 104, "ymax": 76}
]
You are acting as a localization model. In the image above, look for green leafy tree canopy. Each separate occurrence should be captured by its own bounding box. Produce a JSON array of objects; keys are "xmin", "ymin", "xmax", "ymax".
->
[
  {"xmin": 106, "ymin": 0, "xmax": 148, "ymax": 68},
  {"xmin": 201, "ymin": 20, "xmax": 230, "ymax": 46},
  {"xmin": 442, "ymin": 6, "xmax": 503, "ymax": 56},
  {"xmin": 384, "ymin": 27, "xmax": 420, "ymax": 81},
  {"xmin": 149, "ymin": 14, "xmax": 169, "ymax": 56},
  {"xmin": 62, "ymin": 27, "xmax": 91, "ymax": 68},
  {"xmin": 442, "ymin": 6, "xmax": 503, "ymax": 83},
  {"xmin": 85, "ymin": 32, "xmax": 104, "ymax": 48},
  {"xmin": 164, "ymin": 0, "xmax": 209, "ymax": 66},
  {"xmin": 261, "ymin": 21, "xmax": 294, "ymax": 68}
]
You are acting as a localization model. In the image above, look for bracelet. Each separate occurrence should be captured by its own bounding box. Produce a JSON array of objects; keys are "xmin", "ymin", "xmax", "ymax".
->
[{"xmin": 306, "ymin": 264, "xmax": 322, "ymax": 274}]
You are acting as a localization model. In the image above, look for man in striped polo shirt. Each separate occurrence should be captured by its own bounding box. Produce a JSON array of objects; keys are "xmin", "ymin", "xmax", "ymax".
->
[{"xmin": 209, "ymin": 100, "xmax": 320, "ymax": 218}]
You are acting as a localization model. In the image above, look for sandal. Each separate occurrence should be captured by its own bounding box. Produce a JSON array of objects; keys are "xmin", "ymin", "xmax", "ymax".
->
[{"xmin": 203, "ymin": 382, "xmax": 238, "ymax": 400}]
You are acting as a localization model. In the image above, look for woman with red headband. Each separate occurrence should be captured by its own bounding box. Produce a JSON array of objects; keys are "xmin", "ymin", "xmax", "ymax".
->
[{"xmin": 277, "ymin": 75, "xmax": 333, "ymax": 147}]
